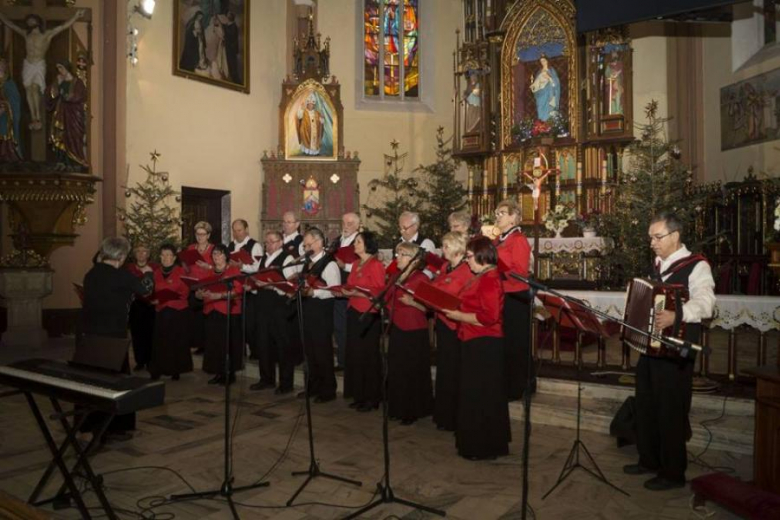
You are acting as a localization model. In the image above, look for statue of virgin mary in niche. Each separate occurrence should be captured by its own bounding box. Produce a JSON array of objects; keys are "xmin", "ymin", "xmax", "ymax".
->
[{"xmin": 529, "ymin": 53, "xmax": 560, "ymax": 122}]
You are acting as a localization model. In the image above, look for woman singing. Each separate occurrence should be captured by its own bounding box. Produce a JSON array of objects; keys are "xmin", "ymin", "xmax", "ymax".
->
[
  {"xmin": 430, "ymin": 232, "xmax": 473, "ymax": 431},
  {"xmin": 199, "ymin": 244, "xmax": 244, "ymax": 385},
  {"xmin": 391, "ymin": 242, "xmax": 433, "ymax": 425},
  {"xmin": 443, "ymin": 237, "xmax": 510, "ymax": 460},
  {"xmin": 149, "ymin": 244, "xmax": 193, "ymax": 381},
  {"xmin": 493, "ymin": 199, "xmax": 533, "ymax": 400},
  {"xmin": 186, "ymin": 221, "xmax": 215, "ymax": 354},
  {"xmin": 342, "ymin": 231, "xmax": 385, "ymax": 412},
  {"xmin": 126, "ymin": 243, "xmax": 157, "ymax": 371}
]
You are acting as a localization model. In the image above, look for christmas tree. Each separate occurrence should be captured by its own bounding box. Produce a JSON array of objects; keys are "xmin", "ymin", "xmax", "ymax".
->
[
  {"xmin": 601, "ymin": 101, "xmax": 703, "ymax": 284},
  {"xmin": 118, "ymin": 150, "xmax": 181, "ymax": 255},
  {"xmin": 362, "ymin": 140, "xmax": 420, "ymax": 247},
  {"xmin": 415, "ymin": 127, "xmax": 467, "ymax": 242}
]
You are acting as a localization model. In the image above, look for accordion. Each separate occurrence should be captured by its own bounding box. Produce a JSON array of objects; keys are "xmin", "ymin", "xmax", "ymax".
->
[{"xmin": 621, "ymin": 278, "xmax": 689, "ymax": 359}]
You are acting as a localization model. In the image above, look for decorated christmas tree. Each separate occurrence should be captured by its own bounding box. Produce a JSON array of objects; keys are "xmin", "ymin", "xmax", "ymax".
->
[
  {"xmin": 362, "ymin": 140, "xmax": 420, "ymax": 247},
  {"xmin": 118, "ymin": 150, "xmax": 181, "ymax": 255},
  {"xmin": 415, "ymin": 127, "xmax": 468, "ymax": 242},
  {"xmin": 601, "ymin": 101, "xmax": 703, "ymax": 284}
]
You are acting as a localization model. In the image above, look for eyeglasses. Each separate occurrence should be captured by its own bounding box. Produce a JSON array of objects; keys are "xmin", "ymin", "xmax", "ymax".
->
[
  {"xmin": 195, "ymin": 231, "xmax": 209, "ymax": 236},
  {"xmin": 649, "ymin": 232, "xmax": 674, "ymax": 242},
  {"xmin": 465, "ymin": 252, "xmax": 475, "ymax": 259},
  {"xmin": 264, "ymin": 239, "xmax": 281, "ymax": 244}
]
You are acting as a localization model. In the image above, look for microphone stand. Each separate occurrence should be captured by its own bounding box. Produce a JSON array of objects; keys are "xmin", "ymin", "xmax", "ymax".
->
[
  {"xmin": 287, "ymin": 254, "xmax": 362, "ymax": 506},
  {"xmin": 507, "ymin": 273, "xmax": 706, "ymax": 503},
  {"xmin": 172, "ymin": 271, "xmax": 269, "ymax": 520},
  {"xmin": 345, "ymin": 251, "xmax": 446, "ymax": 519}
]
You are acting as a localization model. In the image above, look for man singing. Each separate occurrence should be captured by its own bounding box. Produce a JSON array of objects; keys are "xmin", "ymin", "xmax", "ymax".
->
[{"xmin": 623, "ymin": 211, "xmax": 715, "ymax": 491}]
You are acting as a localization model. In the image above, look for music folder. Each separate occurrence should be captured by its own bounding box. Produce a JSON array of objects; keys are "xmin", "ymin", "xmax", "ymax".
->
[
  {"xmin": 334, "ymin": 247, "xmax": 359, "ymax": 265},
  {"xmin": 537, "ymin": 292, "xmax": 612, "ymax": 338},
  {"xmin": 319, "ymin": 284, "xmax": 372, "ymax": 298},
  {"xmin": 152, "ymin": 288, "xmax": 181, "ymax": 305},
  {"xmin": 401, "ymin": 281, "xmax": 461, "ymax": 312},
  {"xmin": 177, "ymin": 249, "xmax": 203, "ymax": 267},
  {"xmin": 230, "ymin": 249, "xmax": 254, "ymax": 265}
]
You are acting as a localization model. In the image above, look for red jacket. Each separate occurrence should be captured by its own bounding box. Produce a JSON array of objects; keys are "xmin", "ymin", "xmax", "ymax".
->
[
  {"xmin": 430, "ymin": 260, "xmax": 473, "ymax": 330},
  {"xmin": 186, "ymin": 243, "xmax": 215, "ymax": 280},
  {"xmin": 153, "ymin": 266, "xmax": 190, "ymax": 312},
  {"xmin": 347, "ymin": 256, "xmax": 386, "ymax": 313},
  {"xmin": 495, "ymin": 227, "xmax": 531, "ymax": 293},
  {"xmin": 203, "ymin": 265, "xmax": 243, "ymax": 315},
  {"xmin": 457, "ymin": 268, "xmax": 504, "ymax": 342},
  {"xmin": 390, "ymin": 270, "xmax": 429, "ymax": 331}
]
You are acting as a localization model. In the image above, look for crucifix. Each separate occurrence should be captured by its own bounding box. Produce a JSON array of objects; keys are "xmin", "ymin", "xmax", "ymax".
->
[
  {"xmin": 0, "ymin": 0, "xmax": 91, "ymax": 161},
  {"xmin": 522, "ymin": 147, "xmax": 560, "ymax": 274}
]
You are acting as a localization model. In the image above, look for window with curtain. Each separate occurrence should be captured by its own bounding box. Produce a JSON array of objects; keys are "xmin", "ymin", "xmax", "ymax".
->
[{"xmin": 363, "ymin": 0, "xmax": 420, "ymax": 100}]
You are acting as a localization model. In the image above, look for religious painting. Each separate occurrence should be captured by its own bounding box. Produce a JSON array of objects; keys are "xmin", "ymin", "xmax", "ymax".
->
[
  {"xmin": 600, "ymin": 44, "xmax": 629, "ymax": 117},
  {"xmin": 284, "ymin": 82, "xmax": 338, "ymax": 160},
  {"xmin": 173, "ymin": 0, "xmax": 249, "ymax": 93},
  {"xmin": 721, "ymin": 67, "xmax": 780, "ymax": 150},
  {"xmin": 502, "ymin": 2, "xmax": 577, "ymax": 145},
  {"xmin": 556, "ymin": 147, "xmax": 577, "ymax": 183},
  {"xmin": 302, "ymin": 176, "xmax": 321, "ymax": 215},
  {"xmin": 462, "ymin": 69, "xmax": 483, "ymax": 135}
]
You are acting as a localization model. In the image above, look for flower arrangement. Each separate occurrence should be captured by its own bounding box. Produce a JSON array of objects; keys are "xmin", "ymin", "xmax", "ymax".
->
[
  {"xmin": 511, "ymin": 113, "xmax": 570, "ymax": 143},
  {"xmin": 543, "ymin": 204, "xmax": 575, "ymax": 237},
  {"xmin": 575, "ymin": 209, "xmax": 603, "ymax": 231}
]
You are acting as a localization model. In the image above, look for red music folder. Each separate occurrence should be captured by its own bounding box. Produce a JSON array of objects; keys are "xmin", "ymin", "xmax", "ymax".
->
[
  {"xmin": 152, "ymin": 288, "xmax": 182, "ymax": 305},
  {"xmin": 265, "ymin": 280, "xmax": 297, "ymax": 294},
  {"xmin": 319, "ymin": 284, "xmax": 373, "ymax": 298},
  {"xmin": 424, "ymin": 252, "xmax": 446, "ymax": 272},
  {"xmin": 401, "ymin": 281, "xmax": 461, "ymax": 312},
  {"xmin": 334, "ymin": 247, "xmax": 359, "ymax": 265},
  {"xmin": 230, "ymin": 249, "xmax": 253, "ymax": 265},
  {"xmin": 178, "ymin": 249, "xmax": 203, "ymax": 267},
  {"xmin": 252, "ymin": 269, "xmax": 286, "ymax": 284}
]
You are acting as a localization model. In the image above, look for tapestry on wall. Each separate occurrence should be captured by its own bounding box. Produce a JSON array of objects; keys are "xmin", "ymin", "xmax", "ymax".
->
[
  {"xmin": 720, "ymin": 67, "xmax": 780, "ymax": 151},
  {"xmin": 173, "ymin": 0, "xmax": 249, "ymax": 93}
]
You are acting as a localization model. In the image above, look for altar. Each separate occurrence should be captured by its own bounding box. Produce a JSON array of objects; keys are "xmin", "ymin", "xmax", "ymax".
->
[{"xmin": 535, "ymin": 236, "xmax": 613, "ymax": 286}]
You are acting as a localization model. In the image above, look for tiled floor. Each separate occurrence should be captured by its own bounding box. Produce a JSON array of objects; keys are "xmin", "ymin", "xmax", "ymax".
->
[{"xmin": 0, "ymin": 350, "xmax": 753, "ymax": 520}]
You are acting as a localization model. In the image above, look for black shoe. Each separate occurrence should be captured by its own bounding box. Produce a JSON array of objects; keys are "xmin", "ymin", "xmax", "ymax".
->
[
  {"xmin": 400, "ymin": 418, "xmax": 416, "ymax": 426},
  {"xmin": 357, "ymin": 403, "xmax": 374, "ymax": 413},
  {"xmin": 314, "ymin": 395, "xmax": 336, "ymax": 404},
  {"xmin": 194, "ymin": 348, "xmax": 205, "ymax": 354},
  {"xmin": 208, "ymin": 375, "xmax": 223, "ymax": 385},
  {"xmin": 172, "ymin": 374, "xmax": 180, "ymax": 381},
  {"xmin": 275, "ymin": 387, "xmax": 294, "ymax": 395},
  {"xmin": 623, "ymin": 463, "xmax": 655, "ymax": 475},
  {"xmin": 219, "ymin": 374, "xmax": 236, "ymax": 386},
  {"xmin": 334, "ymin": 366, "xmax": 344, "ymax": 372},
  {"xmin": 348, "ymin": 401, "xmax": 363, "ymax": 409},
  {"xmin": 465, "ymin": 454, "xmax": 497, "ymax": 461},
  {"xmin": 250, "ymin": 381, "xmax": 275, "ymax": 391},
  {"xmin": 643, "ymin": 476, "xmax": 685, "ymax": 491},
  {"xmin": 297, "ymin": 390, "xmax": 309, "ymax": 399}
]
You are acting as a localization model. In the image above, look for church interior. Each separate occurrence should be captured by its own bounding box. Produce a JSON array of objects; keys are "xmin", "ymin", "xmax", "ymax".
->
[{"xmin": 0, "ymin": 0, "xmax": 779, "ymax": 518}]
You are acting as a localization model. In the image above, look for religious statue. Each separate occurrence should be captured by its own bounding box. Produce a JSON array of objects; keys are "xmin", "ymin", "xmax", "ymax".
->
[
  {"xmin": 0, "ymin": 9, "xmax": 83, "ymax": 131},
  {"xmin": 529, "ymin": 54, "xmax": 560, "ymax": 122},
  {"xmin": 47, "ymin": 60, "xmax": 88, "ymax": 171},
  {"xmin": 463, "ymin": 72, "xmax": 482, "ymax": 134},
  {"xmin": 0, "ymin": 57, "xmax": 23, "ymax": 162},
  {"xmin": 604, "ymin": 51, "xmax": 624, "ymax": 115},
  {"xmin": 296, "ymin": 93, "xmax": 325, "ymax": 156}
]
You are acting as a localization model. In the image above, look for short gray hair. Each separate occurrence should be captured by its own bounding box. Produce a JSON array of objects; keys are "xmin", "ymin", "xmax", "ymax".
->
[
  {"xmin": 399, "ymin": 211, "xmax": 420, "ymax": 226},
  {"xmin": 448, "ymin": 211, "xmax": 471, "ymax": 228},
  {"xmin": 100, "ymin": 237, "xmax": 131, "ymax": 261}
]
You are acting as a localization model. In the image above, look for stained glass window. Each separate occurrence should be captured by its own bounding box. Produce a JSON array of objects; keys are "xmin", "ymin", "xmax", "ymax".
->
[{"xmin": 363, "ymin": 0, "xmax": 420, "ymax": 100}]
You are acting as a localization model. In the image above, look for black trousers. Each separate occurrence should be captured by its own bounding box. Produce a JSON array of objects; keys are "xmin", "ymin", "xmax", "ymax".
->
[
  {"xmin": 128, "ymin": 300, "xmax": 155, "ymax": 366},
  {"xmin": 433, "ymin": 320, "xmax": 460, "ymax": 431},
  {"xmin": 244, "ymin": 292, "xmax": 259, "ymax": 360},
  {"xmin": 503, "ymin": 290, "xmax": 533, "ymax": 400},
  {"xmin": 302, "ymin": 298, "xmax": 337, "ymax": 399},
  {"xmin": 254, "ymin": 291, "xmax": 278, "ymax": 384},
  {"xmin": 344, "ymin": 308, "xmax": 381, "ymax": 404},
  {"xmin": 635, "ymin": 355, "xmax": 694, "ymax": 482}
]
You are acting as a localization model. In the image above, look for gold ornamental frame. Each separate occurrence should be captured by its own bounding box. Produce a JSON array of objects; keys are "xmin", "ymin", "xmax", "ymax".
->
[{"xmin": 500, "ymin": 0, "xmax": 578, "ymax": 148}]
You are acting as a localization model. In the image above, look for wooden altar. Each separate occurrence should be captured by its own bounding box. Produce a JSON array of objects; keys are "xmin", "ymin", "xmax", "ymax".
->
[{"xmin": 260, "ymin": 14, "xmax": 360, "ymax": 240}]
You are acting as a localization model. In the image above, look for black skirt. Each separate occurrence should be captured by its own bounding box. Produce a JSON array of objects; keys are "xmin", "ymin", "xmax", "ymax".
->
[
  {"xmin": 149, "ymin": 308, "xmax": 193, "ymax": 377},
  {"xmin": 128, "ymin": 300, "xmax": 155, "ymax": 366},
  {"xmin": 503, "ymin": 290, "xmax": 533, "ymax": 400},
  {"xmin": 388, "ymin": 325, "xmax": 433, "ymax": 421},
  {"xmin": 202, "ymin": 311, "xmax": 244, "ymax": 374},
  {"xmin": 456, "ymin": 336, "xmax": 511, "ymax": 459},
  {"xmin": 344, "ymin": 308, "xmax": 381, "ymax": 404},
  {"xmin": 188, "ymin": 295, "xmax": 206, "ymax": 350},
  {"xmin": 433, "ymin": 319, "xmax": 460, "ymax": 431}
]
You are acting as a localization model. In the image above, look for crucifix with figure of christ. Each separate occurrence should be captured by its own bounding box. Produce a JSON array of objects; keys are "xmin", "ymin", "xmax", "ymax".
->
[
  {"xmin": 0, "ymin": 0, "xmax": 91, "ymax": 161},
  {"xmin": 522, "ymin": 147, "xmax": 560, "ymax": 274}
]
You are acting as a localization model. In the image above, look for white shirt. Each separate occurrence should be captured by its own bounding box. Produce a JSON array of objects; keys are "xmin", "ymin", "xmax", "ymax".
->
[
  {"xmin": 290, "ymin": 251, "xmax": 340, "ymax": 300},
  {"xmin": 656, "ymin": 245, "xmax": 715, "ymax": 323},
  {"xmin": 231, "ymin": 236, "xmax": 263, "ymax": 274},
  {"xmin": 283, "ymin": 231, "xmax": 305, "ymax": 257},
  {"xmin": 401, "ymin": 232, "xmax": 436, "ymax": 253},
  {"xmin": 261, "ymin": 249, "xmax": 297, "ymax": 296}
]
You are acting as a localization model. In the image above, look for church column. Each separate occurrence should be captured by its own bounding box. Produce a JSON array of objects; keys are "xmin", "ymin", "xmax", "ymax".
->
[{"xmin": 667, "ymin": 23, "xmax": 704, "ymax": 181}]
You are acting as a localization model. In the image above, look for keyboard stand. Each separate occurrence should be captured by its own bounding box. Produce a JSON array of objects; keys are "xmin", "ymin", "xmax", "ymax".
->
[{"xmin": 24, "ymin": 393, "xmax": 117, "ymax": 520}]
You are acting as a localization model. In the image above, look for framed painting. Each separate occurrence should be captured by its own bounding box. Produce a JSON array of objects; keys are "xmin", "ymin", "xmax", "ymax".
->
[
  {"xmin": 173, "ymin": 0, "xmax": 249, "ymax": 93},
  {"xmin": 283, "ymin": 81, "xmax": 338, "ymax": 160},
  {"xmin": 721, "ymin": 67, "xmax": 780, "ymax": 150}
]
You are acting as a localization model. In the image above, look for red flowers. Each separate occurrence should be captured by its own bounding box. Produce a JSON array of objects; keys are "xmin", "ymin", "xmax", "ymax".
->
[{"xmin": 531, "ymin": 120, "xmax": 552, "ymax": 137}]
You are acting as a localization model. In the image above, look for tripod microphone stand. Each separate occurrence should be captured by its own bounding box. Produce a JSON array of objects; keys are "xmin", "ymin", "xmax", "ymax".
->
[
  {"xmin": 344, "ymin": 252, "xmax": 445, "ymax": 520},
  {"xmin": 172, "ymin": 273, "xmax": 269, "ymax": 519},
  {"xmin": 287, "ymin": 256, "xmax": 362, "ymax": 506}
]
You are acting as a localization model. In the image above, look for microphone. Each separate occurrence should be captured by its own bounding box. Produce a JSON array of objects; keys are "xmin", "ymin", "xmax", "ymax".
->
[{"xmin": 664, "ymin": 336, "xmax": 709, "ymax": 359}]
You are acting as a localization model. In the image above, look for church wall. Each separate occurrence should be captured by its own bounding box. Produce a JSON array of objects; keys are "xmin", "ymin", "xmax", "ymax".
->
[
  {"xmin": 701, "ymin": 30, "xmax": 780, "ymax": 183},
  {"xmin": 629, "ymin": 21, "xmax": 670, "ymax": 129}
]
